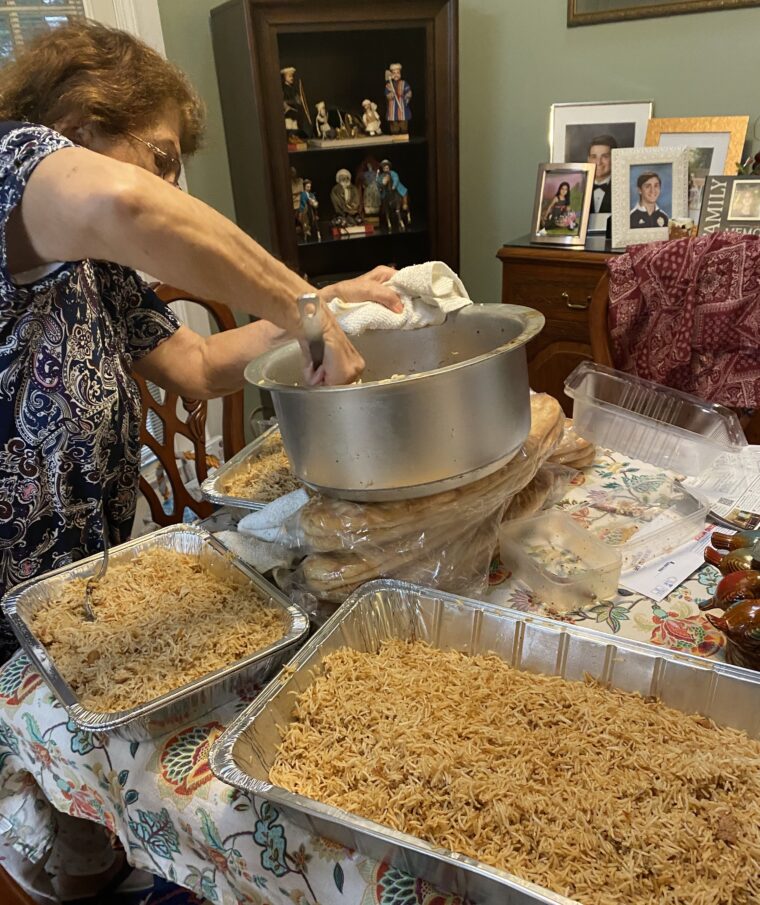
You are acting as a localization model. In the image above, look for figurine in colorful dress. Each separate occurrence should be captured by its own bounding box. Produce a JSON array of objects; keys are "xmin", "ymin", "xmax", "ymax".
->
[
  {"xmin": 384, "ymin": 63, "xmax": 411, "ymax": 135},
  {"xmin": 376, "ymin": 159, "xmax": 410, "ymax": 231},
  {"xmin": 298, "ymin": 178, "xmax": 320, "ymax": 241}
]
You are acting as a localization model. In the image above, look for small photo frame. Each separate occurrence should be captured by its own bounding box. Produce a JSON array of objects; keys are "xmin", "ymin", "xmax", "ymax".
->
[
  {"xmin": 531, "ymin": 163, "xmax": 595, "ymax": 246},
  {"xmin": 611, "ymin": 146, "xmax": 689, "ymax": 248},
  {"xmin": 645, "ymin": 116, "xmax": 749, "ymax": 222},
  {"xmin": 550, "ymin": 100, "xmax": 653, "ymax": 233},
  {"xmin": 698, "ymin": 176, "xmax": 760, "ymax": 235}
]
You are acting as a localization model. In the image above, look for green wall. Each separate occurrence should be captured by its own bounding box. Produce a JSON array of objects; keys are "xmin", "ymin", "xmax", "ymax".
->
[
  {"xmin": 157, "ymin": 0, "xmax": 235, "ymax": 222},
  {"xmin": 158, "ymin": 0, "xmax": 760, "ymax": 304}
]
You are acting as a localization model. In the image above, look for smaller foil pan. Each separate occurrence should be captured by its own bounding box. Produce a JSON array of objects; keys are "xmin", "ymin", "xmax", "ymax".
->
[
  {"xmin": 210, "ymin": 579, "xmax": 760, "ymax": 905},
  {"xmin": 201, "ymin": 424, "xmax": 295, "ymax": 511},
  {"xmin": 2, "ymin": 524, "xmax": 309, "ymax": 741}
]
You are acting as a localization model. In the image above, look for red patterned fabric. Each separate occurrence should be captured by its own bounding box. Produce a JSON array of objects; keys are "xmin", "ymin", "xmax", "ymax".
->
[{"xmin": 607, "ymin": 232, "xmax": 760, "ymax": 407}]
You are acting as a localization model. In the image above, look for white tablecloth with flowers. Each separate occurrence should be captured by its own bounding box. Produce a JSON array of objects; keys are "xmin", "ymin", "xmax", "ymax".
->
[{"xmin": 0, "ymin": 450, "xmax": 726, "ymax": 905}]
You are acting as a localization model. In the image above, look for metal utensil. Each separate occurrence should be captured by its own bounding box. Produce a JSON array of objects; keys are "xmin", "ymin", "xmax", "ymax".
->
[
  {"xmin": 83, "ymin": 513, "xmax": 110, "ymax": 621},
  {"xmin": 297, "ymin": 292, "xmax": 324, "ymax": 371}
]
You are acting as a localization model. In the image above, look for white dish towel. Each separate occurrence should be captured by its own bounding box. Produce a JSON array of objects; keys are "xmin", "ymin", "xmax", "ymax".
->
[{"xmin": 328, "ymin": 261, "xmax": 472, "ymax": 335}]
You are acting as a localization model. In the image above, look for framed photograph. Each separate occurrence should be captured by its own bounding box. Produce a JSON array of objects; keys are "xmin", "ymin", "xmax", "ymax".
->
[
  {"xmin": 568, "ymin": 1, "xmax": 760, "ymax": 27},
  {"xmin": 611, "ymin": 146, "xmax": 689, "ymax": 248},
  {"xmin": 530, "ymin": 163, "xmax": 595, "ymax": 247},
  {"xmin": 550, "ymin": 100, "xmax": 653, "ymax": 233},
  {"xmin": 645, "ymin": 116, "xmax": 749, "ymax": 222},
  {"xmin": 698, "ymin": 176, "xmax": 760, "ymax": 235}
]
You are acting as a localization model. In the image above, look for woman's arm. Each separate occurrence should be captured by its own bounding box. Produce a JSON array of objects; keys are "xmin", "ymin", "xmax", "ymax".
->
[{"xmin": 9, "ymin": 146, "xmax": 400, "ymax": 382}]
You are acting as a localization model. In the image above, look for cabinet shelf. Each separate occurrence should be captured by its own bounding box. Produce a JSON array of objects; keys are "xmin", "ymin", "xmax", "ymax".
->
[
  {"xmin": 289, "ymin": 136, "xmax": 427, "ymax": 155},
  {"xmin": 211, "ymin": 0, "xmax": 459, "ymax": 282},
  {"xmin": 298, "ymin": 222, "xmax": 428, "ymax": 247}
]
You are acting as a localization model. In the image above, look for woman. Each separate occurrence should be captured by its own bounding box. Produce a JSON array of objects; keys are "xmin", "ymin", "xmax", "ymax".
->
[
  {"xmin": 630, "ymin": 171, "xmax": 669, "ymax": 229},
  {"xmin": 542, "ymin": 181, "xmax": 571, "ymax": 231},
  {"xmin": 0, "ymin": 21, "xmax": 401, "ymax": 661}
]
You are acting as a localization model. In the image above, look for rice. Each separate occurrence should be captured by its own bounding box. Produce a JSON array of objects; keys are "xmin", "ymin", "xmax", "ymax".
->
[
  {"xmin": 31, "ymin": 547, "xmax": 287, "ymax": 712},
  {"xmin": 222, "ymin": 432, "xmax": 302, "ymax": 501},
  {"xmin": 270, "ymin": 640, "xmax": 760, "ymax": 905}
]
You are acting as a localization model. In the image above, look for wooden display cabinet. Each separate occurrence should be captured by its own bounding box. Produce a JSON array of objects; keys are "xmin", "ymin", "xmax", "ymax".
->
[
  {"xmin": 498, "ymin": 237, "xmax": 620, "ymax": 414},
  {"xmin": 210, "ymin": 0, "xmax": 459, "ymax": 286}
]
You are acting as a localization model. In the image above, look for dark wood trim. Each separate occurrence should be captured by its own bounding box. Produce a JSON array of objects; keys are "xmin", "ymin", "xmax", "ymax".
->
[{"xmin": 588, "ymin": 271, "xmax": 614, "ymax": 366}]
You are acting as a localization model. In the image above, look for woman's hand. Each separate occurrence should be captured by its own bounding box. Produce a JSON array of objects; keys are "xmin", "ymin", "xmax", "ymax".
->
[
  {"xmin": 321, "ymin": 265, "xmax": 402, "ymax": 313},
  {"xmin": 303, "ymin": 305, "xmax": 365, "ymax": 386}
]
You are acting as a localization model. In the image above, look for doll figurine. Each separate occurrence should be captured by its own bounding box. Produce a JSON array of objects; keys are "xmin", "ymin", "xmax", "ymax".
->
[
  {"xmin": 376, "ymin": 158, "xmax": 410, "ymax": 232},
  {"xmin": 315, "ymin": 101, "xmax": 334, "ymax": 141},
  {"xmin": 384, "ymin": 62, "xmax": 411, "ymax": 135},
  {"xmin": 361, "ymin": 99, "xmax": 382, "ymax": 136},
  {"xmin": 298, "ymin": 178, "xmax": 320, "ymax": 241},
  {"xmin": 330, "ymin": 168, "xmax": 363, "ymax": 225},
  {"xmin": 281, "ymin": 66, "xmax": 311, "ymax": 138}
]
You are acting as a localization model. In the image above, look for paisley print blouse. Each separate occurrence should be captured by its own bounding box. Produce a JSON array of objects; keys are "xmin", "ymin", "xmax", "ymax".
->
[{"xmin": 0, "ymin": 122, "xmax": 180, "ymax": 660}]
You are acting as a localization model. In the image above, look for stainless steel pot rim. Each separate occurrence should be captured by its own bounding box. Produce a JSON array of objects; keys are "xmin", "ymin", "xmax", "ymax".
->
[{"xmin": 246, "ymin": 305, "xmax": 545, "ymax": 393}]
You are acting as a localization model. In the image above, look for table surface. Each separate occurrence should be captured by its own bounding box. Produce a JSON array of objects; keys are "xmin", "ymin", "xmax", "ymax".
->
[{"xmin": 0, "ymin": 450, "xmax": 726, "ymax": 905}]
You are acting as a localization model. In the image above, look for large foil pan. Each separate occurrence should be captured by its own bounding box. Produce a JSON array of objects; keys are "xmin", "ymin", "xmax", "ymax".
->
[
  {"xmin": 2, "ymin": 524, "xmax": 309, "ymax": 741},
  {"xmin": 201, "ymin": 424, "xmax": 294, "ymax": 511},
  {"xmin": 210, "ymin": 579, "xmax": 760, "ymax": 905}
]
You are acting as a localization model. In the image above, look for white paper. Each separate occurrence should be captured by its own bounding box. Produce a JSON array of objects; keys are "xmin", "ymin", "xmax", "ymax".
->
[
  {"xmin": 618, "ymin": 522, "xmax": 719, "ymax": 602},
  {"xmin": 685, "ymin": 447, "xmax": 760, "ymax": 529}
]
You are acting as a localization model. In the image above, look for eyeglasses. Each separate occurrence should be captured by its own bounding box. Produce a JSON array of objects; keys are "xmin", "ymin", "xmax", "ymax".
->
[{"xmin": 125, "ymin": 131, "xmax": 182, "ymax": 186}]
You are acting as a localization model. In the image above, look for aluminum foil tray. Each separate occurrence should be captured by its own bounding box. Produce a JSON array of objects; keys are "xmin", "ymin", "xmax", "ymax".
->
[
  {"xmin": 2, "ymin": 524, "xmax": 309, "ymax": 741},
  {"xmin": 210, "ymin": 579, "xmax": 760, "ymax": 905},
  {"xmin": 202, "ymin": 424, "xmax": 299, "ymax": 511}
]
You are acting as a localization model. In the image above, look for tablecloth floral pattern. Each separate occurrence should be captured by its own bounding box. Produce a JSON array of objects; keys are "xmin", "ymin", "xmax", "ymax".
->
[{"xmin": 0, "ymin": 451, "xmax": 726, "ymax": 905}]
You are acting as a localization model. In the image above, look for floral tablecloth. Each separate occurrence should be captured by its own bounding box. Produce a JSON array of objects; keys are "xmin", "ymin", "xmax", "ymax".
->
[{"xmin": 0, "ymin": 450, "xmax": 725, "ymax": 905}]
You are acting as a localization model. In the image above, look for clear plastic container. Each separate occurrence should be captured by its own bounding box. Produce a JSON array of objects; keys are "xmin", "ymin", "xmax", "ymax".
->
[
  {"xmin": 499, "ymin": 511, "xmax": 621, "ymax": 611},
  {"xmin": 567, "ymin": 480, "xmax": 708, "ymax": 572},
  {"xmin": 564, "ymin": 362, "xmax": 746, "ymax": 477}
]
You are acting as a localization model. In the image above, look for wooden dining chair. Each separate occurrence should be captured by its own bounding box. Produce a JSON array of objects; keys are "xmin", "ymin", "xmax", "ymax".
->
[
  {"xmin": 587, "ymin": 270, "xmax": 760, "ymax": 444},
  {"xmin": 135, "ymin": 284, "xmax": 246, "ymax": 527}
]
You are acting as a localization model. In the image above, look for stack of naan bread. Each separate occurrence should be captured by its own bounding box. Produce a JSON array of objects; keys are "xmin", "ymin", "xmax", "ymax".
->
[{"xmin": 289, "ymin": 394, "xmax": 565, "ymax": 602}]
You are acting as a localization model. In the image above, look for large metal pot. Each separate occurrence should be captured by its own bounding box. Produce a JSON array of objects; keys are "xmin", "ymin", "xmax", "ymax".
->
[{"xmin": 244, "ymin": 304, "xmax": 544, "ymax": 500}]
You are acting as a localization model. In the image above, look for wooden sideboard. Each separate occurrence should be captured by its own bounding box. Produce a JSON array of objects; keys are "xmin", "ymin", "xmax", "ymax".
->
[{"xmin": 497, "ymin": 236, "xmax": 619, "ymax": 415}]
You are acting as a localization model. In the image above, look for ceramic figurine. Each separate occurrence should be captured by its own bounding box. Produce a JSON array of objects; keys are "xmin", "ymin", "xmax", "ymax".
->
[
  {"xmin": 704, "ymin": 542, "xmax": 760, "ymax": 575},
  {"xmin": 384, "ymin": 62, "xmax": 411, "ymax": 135},
  {"xmin": 281, "ymin": 66, "xmax": 311, "ymax": 138},
  {"xmin": 330, "ymin": 168, "xmax": 363, "ymax": 225},
  {"xmin": 699, "ymin": 570, "xmax": 760, "ymax": 612},
  {"xmin": 376, "ymin": 158, "xmax": 410, "ymax": 232},
  {"xmin": 362, "ymin": 99, "xmax": 382, "ymax": 136},
  {"xmin": 315, "ymin": 101, "xmax": 334, "ymax": 141},
  {"xmin": 711, "ymin": 529, "xmax": 760, "ymax": 551},
  {"xmin": 298, "ymin": 178, "xmax": 320, "ymax": 242},
  {"xmin": 705, "ymin": 599, "xmax": 760, "ymax": 670}
]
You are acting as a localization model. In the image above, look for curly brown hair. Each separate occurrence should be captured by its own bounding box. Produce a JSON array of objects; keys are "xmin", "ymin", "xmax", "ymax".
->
[{"xmin": 0, "ymin": 20, "xmax": 204, "ymax": 154}]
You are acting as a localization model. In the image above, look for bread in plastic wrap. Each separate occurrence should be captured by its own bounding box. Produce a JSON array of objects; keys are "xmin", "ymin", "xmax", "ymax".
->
[
  {"xmin": 283, "ymin": 394, "xmax": 565, "ymax": 603},
  {"xmin": 503, "ymin": 462, "xmax": 578, "ymax": 522},
  {"xmin": 547, "ymin": 419, "xmax": 596, "ymax": 467}
]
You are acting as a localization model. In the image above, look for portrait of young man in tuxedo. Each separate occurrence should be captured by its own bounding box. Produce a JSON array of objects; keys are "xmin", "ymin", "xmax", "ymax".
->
[{"xmin": 586, "ymin": 134, "xmax": 617, "ymax": 215}]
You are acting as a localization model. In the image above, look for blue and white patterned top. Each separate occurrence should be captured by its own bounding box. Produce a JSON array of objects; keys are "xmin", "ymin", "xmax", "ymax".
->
[{"xmin": 0, "ymin": 122, "xmax": 180, "ymax": 660}]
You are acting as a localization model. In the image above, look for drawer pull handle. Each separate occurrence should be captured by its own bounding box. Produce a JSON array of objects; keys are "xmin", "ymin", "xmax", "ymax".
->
[{"xmin": 563, "ymin": 292, "xmax": 591, "ymax": 310}]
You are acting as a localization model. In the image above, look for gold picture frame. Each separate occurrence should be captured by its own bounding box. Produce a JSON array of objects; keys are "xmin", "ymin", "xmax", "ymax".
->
[
  {"xmin": 568, "ymin": 0, "xmax": 760, "ymax": 27},
  {"xmin": 645, "ymin": 116, "xmax": 748, "ymax": 221}
]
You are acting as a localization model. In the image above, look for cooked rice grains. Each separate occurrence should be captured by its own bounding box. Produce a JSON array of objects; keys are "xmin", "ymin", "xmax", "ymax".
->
[
  {"xmin": 31, "ymin": 548, "xmax": 286, "ymax": 712},
  {"xmin": 222, "ymin": 432, "xmax": 302, "ymax": 502},
  {"xmin": 270, "ymin": 640, "xmax": 760, "ymax": 905}
]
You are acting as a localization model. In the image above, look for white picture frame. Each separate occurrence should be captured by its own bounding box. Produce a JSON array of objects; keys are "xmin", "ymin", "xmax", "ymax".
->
[
  {"xmin": 550, "ymin": 100, "xmax": 653, "ymax": 233},
  {"xmin": 611, "ymin": 146, "xmax": 689, "ymax": 248}
]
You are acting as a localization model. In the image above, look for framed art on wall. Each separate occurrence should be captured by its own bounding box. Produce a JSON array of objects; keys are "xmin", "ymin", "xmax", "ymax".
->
[
  {"xmin": 550, "ymin": 100, "xmax": 653, "ymax": 233},
  {"xmin": 531, "ymin": 163, "xmax": 595, "ymax": 246},
  {"xmin": 645, "ymin": 116, "xmax": 749, "ymax": 222},
  {"xmin": 698, "ymin": 176, "xmax": 760, "ymax": 235},
  {"xmin": 611, "ymin": 146, "xmax": 689, "ymax": 247},
  {"xmin": 568, "ymin": 1, "xmax": 760, "ymax": 27}
]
